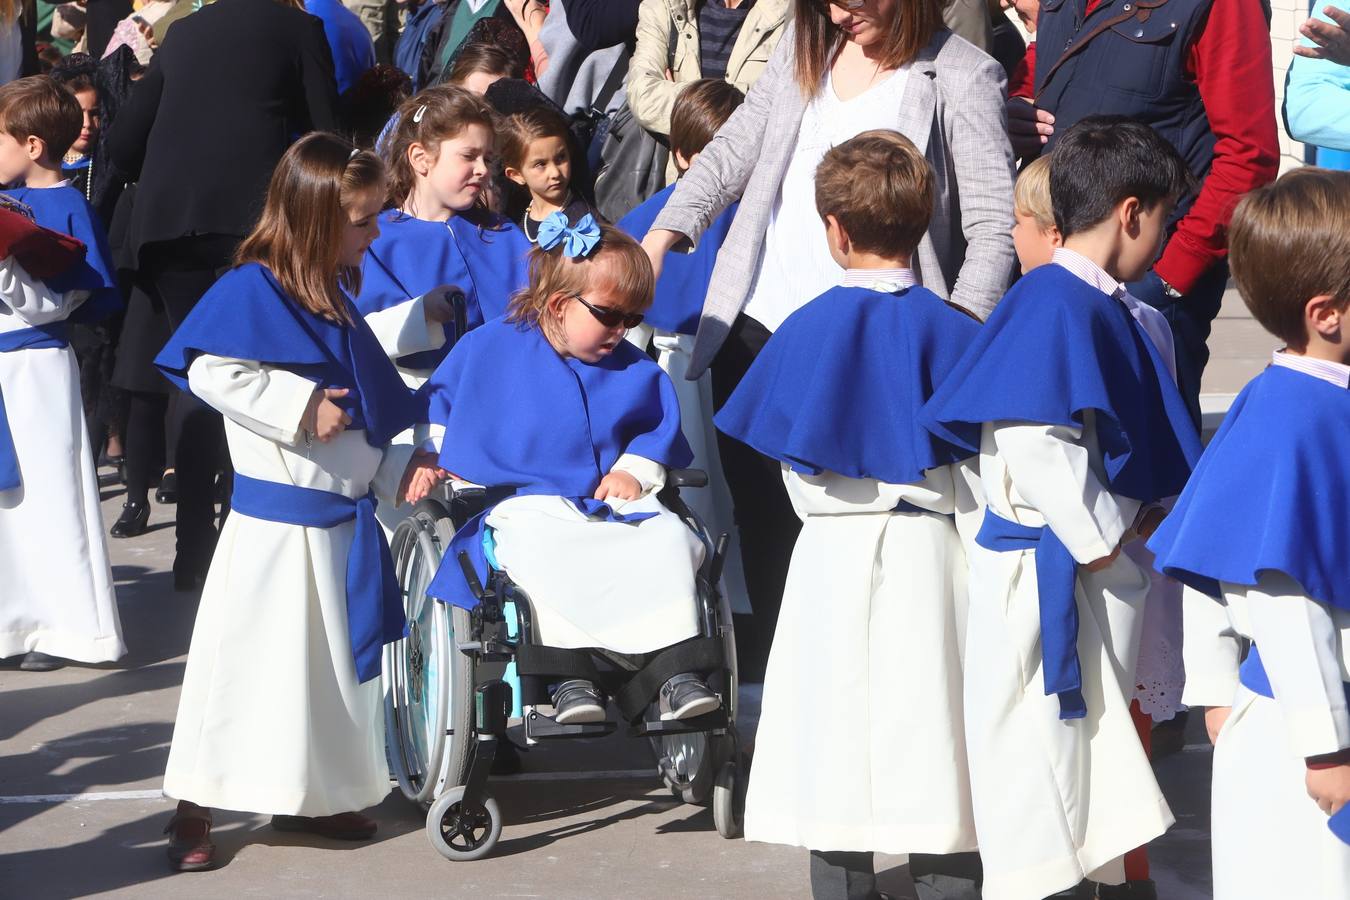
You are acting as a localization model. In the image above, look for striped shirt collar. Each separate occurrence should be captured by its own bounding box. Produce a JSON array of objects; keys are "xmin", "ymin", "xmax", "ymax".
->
[
  {"xmin": 1052, "ymin": 247, "xmax": 1125, "ymax": 300},
  {"xmin": 1271, "ymin": 351, "xmax": 1350, "ymax": 388},
  {"xmin": 842, "ymin": 267, "xmax": 916, "ymax": 293}
]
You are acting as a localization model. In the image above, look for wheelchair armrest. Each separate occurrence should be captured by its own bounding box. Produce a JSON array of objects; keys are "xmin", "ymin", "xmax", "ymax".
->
[{"xmin": 666, "ymin": 469, "xmax": 708, "ymax": 489}]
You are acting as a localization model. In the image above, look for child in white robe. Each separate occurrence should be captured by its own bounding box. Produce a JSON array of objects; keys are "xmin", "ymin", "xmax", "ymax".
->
[
  {"xmin": 921, "ymin": 117, "xmax": 1202, "ymax": 900},
  {"xmin": 153, "ymin": 134, "xmax": 438, "ymax": 872},
  {"xmin": 715, "ymin": 132, "xmax": 984, "ymax": 900},
  {"xmin": 1151, "ymin": 168, "xmax": 1350, "ymax": 900},
  {"xmin": 0, "ymin": 84, "xmax": 124, "ymax": 671}
]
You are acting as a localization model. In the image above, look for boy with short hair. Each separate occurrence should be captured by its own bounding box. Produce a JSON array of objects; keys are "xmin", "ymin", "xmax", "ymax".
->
[
  {"xmin": 0, "ymin": 77, "xmax": 124, "ymax": 672},
  {"xmin": 717, "ymin": 129, "xmax": 983, "ymax": 900},
  {"xmin": 618, "ymin": 78, "xmax": 752, "ymax": 624},
  {"xmin": 1149, "ymin": 167, "xmax": 1350, "ymax": 900},
  {"xmin": 922, "ymin": 116, "xmax": 1202, "ymax": 900}
]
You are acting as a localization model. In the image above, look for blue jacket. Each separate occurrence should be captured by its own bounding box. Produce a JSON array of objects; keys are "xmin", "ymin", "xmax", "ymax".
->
[{"xmin": 305, "ymin": 0, "xmax": 376, "ymax": 95}]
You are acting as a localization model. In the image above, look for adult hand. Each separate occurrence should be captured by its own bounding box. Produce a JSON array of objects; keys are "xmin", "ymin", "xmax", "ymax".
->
[
  {"xmin": 641, "ymin": 230, "xmax": 680, "ymax": 283},
  {"xmin": 1296, "ymin": 7, "xmax": 1350, "ymax": 66},
  {"xmin": 398, "ymin": 449, "xmax": 449, "ymax": 505},
  {"xmin": 1001, "ymin": 0, "xmax": 1041, "ymax": 32},
  {"xmin": 302, "ymin": 388, "xmax": 352, "ymax": 443},
  {"xmin": 1008, "ymin": 97, "xmax": 1055, "ymax": 160},
  {"xmin": 1306, "ymin": 763, "xmax": 1350, "ymax": 816},
  {"xmin": 1205, "ymin": 706, "xmax": 1231, "ymax": 745},
  {"xmin": 1082, "ymin": 543, "xmax": 1121, "ymax": 573}
]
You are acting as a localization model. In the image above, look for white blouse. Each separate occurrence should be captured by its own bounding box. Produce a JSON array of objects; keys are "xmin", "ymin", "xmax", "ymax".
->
[{"xmin": 741, "ymin": 65, "xmax": 911, "ymax": 333}]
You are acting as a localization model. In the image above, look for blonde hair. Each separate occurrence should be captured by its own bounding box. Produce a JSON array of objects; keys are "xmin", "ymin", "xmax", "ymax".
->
[
  {"xmin": 1014, "ymin": 155, "xmax": 1054, "ymax": 229},
  {"xmin": 1230, "ymin": 167, "xmax": 1350, "ymax": 349},
  {"xmin": 384, "ymin": 84, "xmax": 496, "ymax": 209},
  {"xmin": 236, "ymin": 133, "xmax": 385, "ymax": 324},
  {"xmin": 507, "ymin": 223, "xmax": 654, "ymax": 337}
]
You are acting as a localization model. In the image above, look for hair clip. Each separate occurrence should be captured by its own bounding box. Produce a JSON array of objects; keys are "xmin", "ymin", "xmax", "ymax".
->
[
  {"xmin": 536, "ymin": 212, "xmax": 601, "ymax": 258},
  {"xmin": 412, "ymin": 104, "xmax": 427, "ymax": 124},
  {"xmin": 348, "ymin": 147, "xmax": 360, "ymax": 161}
]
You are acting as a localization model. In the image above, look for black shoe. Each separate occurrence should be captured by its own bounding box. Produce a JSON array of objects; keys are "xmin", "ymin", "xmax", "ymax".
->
[
  {"xmin": 155, "ymin": 472, "xmax": 178, "ymax": 505},
  {"xmin": 110, "ymin": 501, "xmax": 150, "ymax": 538},
  {"xmin": 552, "ymin": 679, "xmax": 606, "ymax": 724},
  {"xmin": 1096, "ymin": 880, "xmax": 1157, "ymax": 900},
  {"xmin": 658, "ymin": 673, "xmax": 721, "ymax": 721},
  {"xmin": 19, "ymin": 651, "xmax": 65, "ymax": 671}
]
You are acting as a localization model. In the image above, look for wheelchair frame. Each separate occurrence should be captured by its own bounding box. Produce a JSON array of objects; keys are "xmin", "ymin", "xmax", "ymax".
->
[{"xmin": 382, "ymin": 474, "xmax": 748, "ymax": 861}]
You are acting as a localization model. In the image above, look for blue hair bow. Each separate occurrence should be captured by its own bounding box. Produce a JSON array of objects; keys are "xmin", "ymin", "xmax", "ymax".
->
[{"xmin": 537, "ymin": 212, "xmax": 601, "ymax": 258}]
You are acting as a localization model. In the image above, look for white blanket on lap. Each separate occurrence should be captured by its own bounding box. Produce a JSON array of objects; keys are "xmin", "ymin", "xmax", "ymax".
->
[{"xmin": 487, "ymin": 493, "xmax": 704, "ymax": 654}]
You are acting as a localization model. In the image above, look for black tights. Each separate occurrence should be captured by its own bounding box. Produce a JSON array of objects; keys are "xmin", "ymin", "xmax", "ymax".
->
[{"xmin": 123, "ymin": 391, "xmax": 168, "ymax": 506}]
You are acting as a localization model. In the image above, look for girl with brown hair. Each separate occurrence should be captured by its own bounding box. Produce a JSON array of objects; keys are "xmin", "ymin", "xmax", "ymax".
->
[{"xmin": 152, "ymin": 132, "xmax": 441, "ymax": 872}]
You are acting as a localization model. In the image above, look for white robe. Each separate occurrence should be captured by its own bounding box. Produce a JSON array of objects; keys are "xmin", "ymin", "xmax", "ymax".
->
[
  {"xmin": 1183, "ymin": 574, "xmax": 1350, "ymax": 900},
  {"xmin": 963, "ymin": 416, "xmax": 1172, "ymax": 900},
  {"xmin": 0, "ymin": 259, "xmax": 123, "ymax": 663},
  {"xmin": 743, "ymin": 463, "xmax": 978, "ymax": 854},
  {"xmin": 162, "ymin": 354, "xmax": 414, "ymax": 817},
  {"xmin": 650, "ymin": 330, "xmax": 751, "ymax": 616},
  {"xmin": 486, "ymin": 455, "xmax": 704, "ymax": 654},
  {"xmin": 361, "ymin": 293, "xmax": 445, "ymax": 535}
]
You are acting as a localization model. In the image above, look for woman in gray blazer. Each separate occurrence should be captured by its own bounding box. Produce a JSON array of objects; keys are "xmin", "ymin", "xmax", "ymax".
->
[{"xmin": 641, "ymin": 4, "xmax": 1013, "ymax": 867}]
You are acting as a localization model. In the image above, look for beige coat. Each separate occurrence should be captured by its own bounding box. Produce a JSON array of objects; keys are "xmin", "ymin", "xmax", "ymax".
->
[{"xmin": 627, "ymin": 0, "xmax": 790, "ymax": 138}]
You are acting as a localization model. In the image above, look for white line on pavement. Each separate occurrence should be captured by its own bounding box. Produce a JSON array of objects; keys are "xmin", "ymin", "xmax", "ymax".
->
[{"xmin": 0, "ymin": 789, "xmax": 164, "ymax": 804}]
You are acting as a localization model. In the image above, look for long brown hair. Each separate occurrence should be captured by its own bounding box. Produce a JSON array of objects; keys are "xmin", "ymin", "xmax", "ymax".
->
[
  {"xmin": 793, "ymin": 0, "xmax": 942, "ymax": 96},
  {"xmin": 236, "ymin": 132, "xmax": 385, "ymax": 324},
  {"xmin": 384, "ymin": 84, "xmax": 496, "ymax": 210}
]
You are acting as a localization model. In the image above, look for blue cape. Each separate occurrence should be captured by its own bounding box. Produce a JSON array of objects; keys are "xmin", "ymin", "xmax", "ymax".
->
[
  {"xmin": 921, "ymin": 263, "xmax": 1201, "ymax": 503},
  {"xmin": 617, "ymin": 183, "xmax": 736, "ymax": 336},
  {"xmin": 716, "ymin": 284, "xmax": 980, "ymax": 485},
  {"xmin": 356, "ymin": 209, "xmax": 531, "ymax": 370},
  {"xmin": 4, "ymin": 185, "xmax": 119, "ymax": 322},
  {"xmin": 1149, "ymin": 365, "xmax": 1350, "ymax": 611},
  {"xmin": 422, "ymin": 316, "xmax": 693, "ymax": 607},
  {"xmin": 305, "ymin": 0, "xmax": 376, "ymax": 94},
  {"xmin": 155, "ymin": 263, "xmax": 421, "ymax": 447}
]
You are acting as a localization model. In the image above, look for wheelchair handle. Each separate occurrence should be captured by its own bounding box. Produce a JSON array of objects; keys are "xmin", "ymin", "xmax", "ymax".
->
[{"xmin": 667, "ymin": 469, "xmax": 708, "ymax": 489}]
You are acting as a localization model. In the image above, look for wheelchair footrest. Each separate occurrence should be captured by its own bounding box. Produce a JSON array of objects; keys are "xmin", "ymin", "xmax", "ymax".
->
[
  {"xmin": 524, "ymin": 709, "xmax": 618, "ymax": 741},
  {"xmin": 629, "ymin": 709, "xmax": 729, "ymax": 738}
]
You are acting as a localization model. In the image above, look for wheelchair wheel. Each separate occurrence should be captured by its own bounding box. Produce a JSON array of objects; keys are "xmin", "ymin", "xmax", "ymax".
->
[
  {"xmin": 426, "ymin": 785, "xmax": 502, "ymax": 862},
  {"xmin": 712, "ymin": 752, "xmax": 748, "ymax": 839},
  {"xmin": 384, "ymin": 499, "xmax": 476, "ymax": 806},
  {"xmin": 651, "ymin": 731, "xmax": 716, "ymax": 805}
]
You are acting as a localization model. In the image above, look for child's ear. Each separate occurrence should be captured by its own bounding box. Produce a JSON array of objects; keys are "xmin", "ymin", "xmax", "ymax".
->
[
  {"xmin": 1047, "ymin": 224, "xmax": 1063, "ymax": 248},
  {"xmin": 406, "ymin": 141, "xmax": 433, "ymax": 178},
  {"xmin": 673, "ymin": 149, "xmax": 696, "ymax": 173},
  {"xmin": 824, "ymin": 214, "xmax": 849, "ymax": 254},
  {"xmin": 24, "ymin": 134, "xmax": 44, "ymax": 163},
  {"xmin": 504, "ymin": 165, "xmax": 527, "ymax": 187},
  {"xmin": 1306, "ymin": 294, "xmax": 1345, "ymax": 342},
  {"xmin": 544, "ymin": 290, "xmax": 571, "ymax": 320},
  {"xmin": 1120, "ymin": 196, "xmax": 1142, "ymax": 237}
]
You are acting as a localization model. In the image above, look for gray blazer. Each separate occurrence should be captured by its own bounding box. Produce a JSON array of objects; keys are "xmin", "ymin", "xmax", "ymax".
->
[{"xmin": 651, "ymin": 26, "xmax": 1017, "ymax": 377}]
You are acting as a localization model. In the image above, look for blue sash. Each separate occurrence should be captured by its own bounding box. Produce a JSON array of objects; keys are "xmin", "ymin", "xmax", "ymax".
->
[
  {"xmin": 1239, "ymin": 645, "xmax": 1350, "ymax": 845},
  {"xmin": 975, "ymin": 508, "xmax": 1086, "ymax": 720},
  {"xmin": 230, "ymin": 473, "xmax": 406, "ymax": 683},
  {"xmin": 0, "ymin": 323, "xmax": 70, "ymax": 491}
]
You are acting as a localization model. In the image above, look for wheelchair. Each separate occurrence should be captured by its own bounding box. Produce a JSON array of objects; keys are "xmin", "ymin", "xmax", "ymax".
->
[{"xmin": 381, "ymin": 471, "xmax": 747, "ymax": 861}]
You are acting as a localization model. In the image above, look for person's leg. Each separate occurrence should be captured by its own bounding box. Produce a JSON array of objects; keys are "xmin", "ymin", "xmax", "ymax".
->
[
  {"xmin": 910, "ymin": 852, "xmax": 984, "ymax": 900},
  {"xmin": 709, "ymin": 315, "xmax": 802, "ymax": 681},
  {"xmin": 809, "ymin": 850, "xmax": 879, "ymax": 900},
  {"xmin": 121, "ymin": 391, "xmax": 167, "ymax": 507}
]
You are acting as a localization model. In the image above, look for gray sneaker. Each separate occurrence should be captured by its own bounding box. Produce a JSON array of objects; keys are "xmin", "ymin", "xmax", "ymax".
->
[
  {"xmin": 552, "ymin": 679, "xmax": 606, "ymax": 724},
  {"xmin": 658, "ymin": 673, "xmax": 720, "ymax": 721}
]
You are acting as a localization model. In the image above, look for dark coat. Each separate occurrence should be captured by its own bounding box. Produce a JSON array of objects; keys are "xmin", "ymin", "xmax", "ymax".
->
[{"xmin": 107, "ymin": 0, "xmax": 340, "ymax": 263}]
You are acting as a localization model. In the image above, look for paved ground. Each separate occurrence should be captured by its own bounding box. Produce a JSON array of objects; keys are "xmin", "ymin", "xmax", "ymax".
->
[{"xmin": 2, "ymin": 295, "xmax": 1269, "ymax": 900}]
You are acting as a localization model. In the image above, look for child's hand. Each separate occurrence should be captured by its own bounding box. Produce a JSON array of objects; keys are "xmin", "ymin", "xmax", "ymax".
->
[
  {"xmin": 1205, "ymin": 706, "xmax": 1231, "ymax": 745},
  {"xmin": 1082, "ymin": 543, "xmax": 1122, "ymax": 573},
  {"xmin": 302, "ymin": 388, "xmax": 352, "ymax": 442},
  {"xmin": 423, "ymin": 285, "xmax": 463, "ymax": 325},
  {"xmin": 594, "ymin": 471, "xmax": 642, "ymax": 503},
  {"xmin": 1307, "ymin": 763, "xmax": 1350, "ymax": 816},
  {"xmin": 398, "ymin": 449, "xmax": 449, "ymax": 505}
]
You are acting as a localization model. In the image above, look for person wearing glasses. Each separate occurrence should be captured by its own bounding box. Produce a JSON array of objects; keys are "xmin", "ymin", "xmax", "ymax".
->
[
  {"xmin": 639, "ymin": 0, "xmax": 1015, "ymax": 689},
  {"xmin": 412, "ymin": 215, "xmax": 722, "ymax": 727}
]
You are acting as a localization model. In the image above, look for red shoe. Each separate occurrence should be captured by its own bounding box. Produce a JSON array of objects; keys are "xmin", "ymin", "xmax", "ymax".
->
[
  {"xmin": 164, "ymin": 805, "xmax": 215, "ymax": 872},
  {"xmin": 270, "ymin": 811, "xmax": 378, "ymax": 841}
]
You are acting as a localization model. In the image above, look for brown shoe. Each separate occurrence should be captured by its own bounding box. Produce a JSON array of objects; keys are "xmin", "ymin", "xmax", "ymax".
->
[
  {"xmin": 164, "ymin": 804, "xmax": 215, "ymax": 872},
  {"xmin": 270, "ymin": 811, "xmax": 377, "ymax": 841}
]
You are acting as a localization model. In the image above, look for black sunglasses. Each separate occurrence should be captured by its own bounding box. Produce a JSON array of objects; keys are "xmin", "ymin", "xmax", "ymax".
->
[{"xmin": 572, "ymin": 293, "xmax": 644, "ymax": 330}]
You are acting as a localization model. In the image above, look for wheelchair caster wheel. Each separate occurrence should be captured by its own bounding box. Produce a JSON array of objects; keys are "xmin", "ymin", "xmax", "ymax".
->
[
  {"xmin": 426, "ymin": 786, "xmax": 502, "ymax": 861},
  {"xmin": 712, "ymin": 756, "xmax": 746, "ymax": 839}
]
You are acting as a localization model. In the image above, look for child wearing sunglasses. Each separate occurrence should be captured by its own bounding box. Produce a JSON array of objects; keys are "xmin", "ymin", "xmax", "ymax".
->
[{"xmin": 412, "ymin": 213, "xmax": 723, "ymax": 726}]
